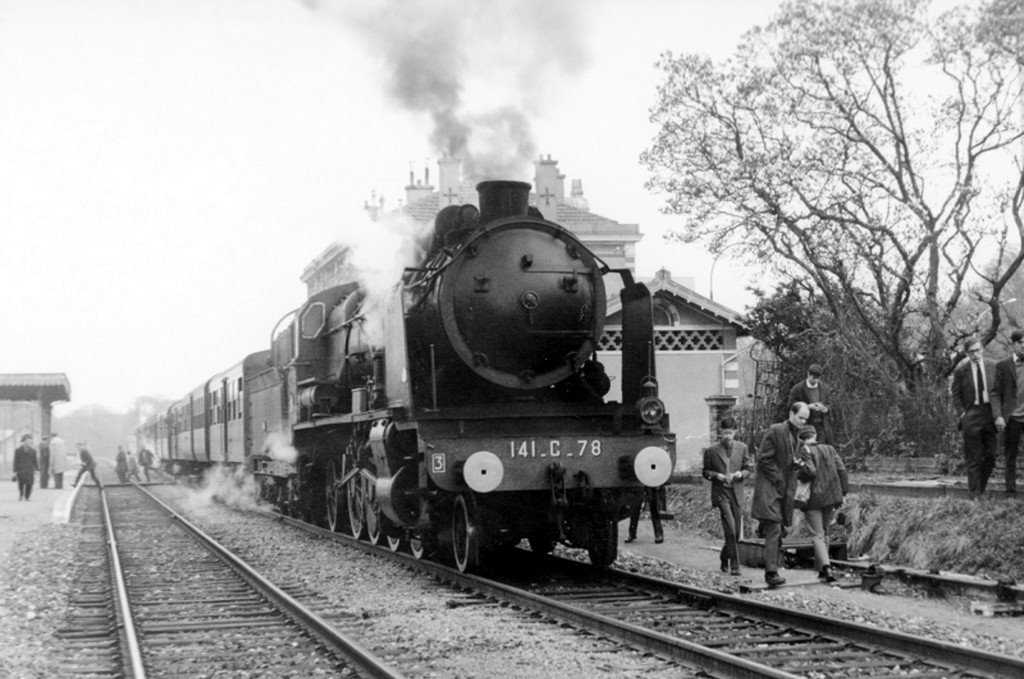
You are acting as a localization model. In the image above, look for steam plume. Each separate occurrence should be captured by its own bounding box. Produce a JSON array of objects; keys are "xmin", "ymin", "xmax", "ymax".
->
[{"xmin": 322, "ymin": 0, "xmax": 590, "ymax": 179}]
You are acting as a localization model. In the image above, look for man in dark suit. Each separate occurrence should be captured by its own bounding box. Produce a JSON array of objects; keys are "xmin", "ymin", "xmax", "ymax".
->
[
  {"xmin": 950, "ymin": 337, "xmax": 997, "ymax": 498},
  {"xmin": 991, "ymin": 329, "xmax": 1024, "ymax": 494},
  {"xmin": 752, "ymin": 402, "xmax": 812, "ymax": 587},
  {"xmin": 788, "ymin": 364, "xmax": 834, "ymax": 443},
  {"xmin": 702, "ymin": 416, "xmax": 753, "ymax": 575},
  {"xmin": 13, "ymin": 434, "xmax": 38, "ymax": 501}
]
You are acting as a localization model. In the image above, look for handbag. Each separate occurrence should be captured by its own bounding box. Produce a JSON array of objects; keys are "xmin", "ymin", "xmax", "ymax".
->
[{"xmin": 794, "ymin": 479, "xmax": 811, "ymax": 508}]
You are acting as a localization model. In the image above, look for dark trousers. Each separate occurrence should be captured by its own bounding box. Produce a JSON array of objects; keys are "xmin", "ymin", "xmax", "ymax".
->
[
  {"xmin": 16, "ymin": 472, "xmax": 34, "ymax": 499},
  {"xmin": 628, "ymin": 487, "xmax": 663, "ymax": 540},
  {"xmin": 762, "ymin": 520, "xmax": 784, "ymax": 574},
  {"xmin": 141, "ymin": 465, "xmax": 151, "ymax": 482},
  {"xmin": 1003, "ymin": 419, "xmax": 1023, "ymax": 492},
  {"xmin": 39, "ymin": 452, "xmax": 50, "ymax": 488},
  {"xmin": 964, "ymin": 421, "xmax": 997, "ymax": 495},
  {"xmin": 74, "ymin": 465, "xmax": 101, "ymax": 488},
  {"xmin": 52, "ymin": 472, "xmax": 63, "ymax": 489},
  {"xmin": 716, "ymin": 495, "xmax": 741, "ymax": 566}
]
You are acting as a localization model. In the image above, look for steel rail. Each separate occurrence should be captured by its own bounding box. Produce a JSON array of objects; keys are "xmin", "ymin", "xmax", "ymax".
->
[
  {"xmin": 273, "ymin": 514, "xmax": 799, "ymax": 678},
  {"xmin": 98, "ymin": 488, "xmax": 148, "ymax": 679},
  {"xmin": 134, "ymin": 486, "xmax": 406, "ymax": 679},
  {"xmin": 274, "ymin": 512, "xmax": 1024, "ymax": 678},
  {"xmin": 550, "ymin": 555, "xmax": 1024, "ymax": 679}
]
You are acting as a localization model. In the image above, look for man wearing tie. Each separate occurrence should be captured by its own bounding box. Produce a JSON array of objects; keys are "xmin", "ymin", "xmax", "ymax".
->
[{"xmin": 951, "ymin": 337, "xmax": 997, "ymax": 498}]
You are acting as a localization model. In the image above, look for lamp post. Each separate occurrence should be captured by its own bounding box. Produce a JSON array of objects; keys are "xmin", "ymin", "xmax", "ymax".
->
[{"xmin": 709, "ymin": 243, "xmax": 744, "ymax": 301}]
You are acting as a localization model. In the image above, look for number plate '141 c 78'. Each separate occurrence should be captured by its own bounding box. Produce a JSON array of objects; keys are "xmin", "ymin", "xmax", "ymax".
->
[{"xmin": 508, "ymin": 439, "xmax": 603, "ymax": 459}]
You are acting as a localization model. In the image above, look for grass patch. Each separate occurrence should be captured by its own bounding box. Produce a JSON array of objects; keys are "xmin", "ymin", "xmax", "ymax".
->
[{"xmin": 665, "ymin": 483, "xmax": 1024, "ymax": 581}]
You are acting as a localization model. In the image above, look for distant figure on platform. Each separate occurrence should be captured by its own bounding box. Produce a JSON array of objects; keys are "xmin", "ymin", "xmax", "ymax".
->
[
  {"xmin": 702, "ymin": 416, "xmax": 752, "ymax": 576},
  {"xmin": 138, "ymin": 446, "xmax": 154, "ymax": 482},
  {"xmin": 13, "ymin": 434, "xmax": 38, "ymax": 501},
  {"xmin": 625, "ymin": 486, "xmax": 664, "ymax": 544},
  {"xmin": 796, "ymin": 425, "xmax": 848, "ymax": 582},
  {"xmin": 991, "ymin": 329, "xmax": 1024, "ymax": 495},
  {"xmin": 73, "ymin": 442, "xmax": 102, "ymax": 489},
  {"xmin": 115, "ymin": 446, "xmax": 128, "ymax": 483},
  {"xmin": 951, "ymin": 337, "xmax": 997, "ymax": 499},
  {"xmin": 38, "ymin": 436, "xmax": 50, "ymax": 489},
  {"xmin": 126, "ymin": 452, "xmax": 142, "ymax": 482},
  {"xmin": 788, "ymin": 364, "xmax": 834, "ymax": 444},
  {"xmin": 50, "ymin": 432, "xmax": 68, "ymax": 489},
  {"xmin": 752, "ymin": 402, "xmax": 815, "ymax": 588}
]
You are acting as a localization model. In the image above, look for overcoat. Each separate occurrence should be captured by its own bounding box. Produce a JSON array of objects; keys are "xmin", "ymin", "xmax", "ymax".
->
[
  {"xmin": 701, "ymin": 440, "xmax": 752, "ymax": 509},
  {"xmin": 50, "ymin": 435, "xmax": 68, "ymax": 475},
  {"xmin": 13, "ymin": 444, "xmax": 38, "ymax": 475},
  {"xmin": 804, "ymin": 443, "xmax": 848, "ymax": 510},
  {"xmin": 788, "ymin": 379, "xmax": 834, "ymax": 442},
  {"xmin": 751, "ymin": 422, "xmax": 815, "ymax": 526},
  {"xmin": 79, "ymin": 448, "xmax": 96, "ymax": 470}
]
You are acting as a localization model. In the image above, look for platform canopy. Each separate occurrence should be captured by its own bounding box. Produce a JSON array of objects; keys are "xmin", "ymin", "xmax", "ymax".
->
[{"xmin": 0, "ymin": 373, "xmax": 71, "ymax": 403}]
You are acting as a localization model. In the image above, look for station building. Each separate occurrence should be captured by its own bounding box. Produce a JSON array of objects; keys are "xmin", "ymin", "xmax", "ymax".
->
[{"xmin": 300, "ymin": 156, "xmax": 750, "ymax": 470}]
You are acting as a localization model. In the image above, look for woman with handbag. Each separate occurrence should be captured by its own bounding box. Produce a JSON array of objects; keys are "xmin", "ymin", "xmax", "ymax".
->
[{"xmin": 797, "ymin": 425, "xmax": 848, "ymax": 582}]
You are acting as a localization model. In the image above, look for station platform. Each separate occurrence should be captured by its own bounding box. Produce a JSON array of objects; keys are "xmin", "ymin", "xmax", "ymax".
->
[{"xmin": 0, "ymin": 481, "xmax": 85, "ymax": 565}]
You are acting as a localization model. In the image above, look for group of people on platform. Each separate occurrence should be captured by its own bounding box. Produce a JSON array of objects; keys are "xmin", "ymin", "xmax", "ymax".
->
[
  {"xmin": 950, "ymin": 332, "xmax": 1023, "ymax": 499},
  {"xmin": 12, "ymin": 432, "xmax": 70, "ymax": 500},
  {"xmin": 11, "ymin": 436, "xmax": 156, "ymax": 499},
  {"xmin": 622, "ymin": 364, "xmax": 847, "ymax": 589},
  {"xmin": 700, "ymin": 392, "xmax": 848, "ymax": 588},
  {"xmin": 681, "ymin": 337, "xmax": 1020, "ymax": 589}
]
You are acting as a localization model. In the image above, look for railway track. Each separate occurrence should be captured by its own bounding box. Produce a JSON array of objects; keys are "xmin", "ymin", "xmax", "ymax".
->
[
  {"xmin": 245, "ymin": 508, "xmax": 1024, "ymax": 679},
  {"xmin": 58, "ymin": 485, "xmax": 404, "ymax": 678}
]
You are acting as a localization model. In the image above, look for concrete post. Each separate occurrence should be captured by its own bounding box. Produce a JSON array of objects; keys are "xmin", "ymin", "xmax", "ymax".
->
[{"xmin": 705, "ymin": 394, "xmax": 737, "ymax": 440}]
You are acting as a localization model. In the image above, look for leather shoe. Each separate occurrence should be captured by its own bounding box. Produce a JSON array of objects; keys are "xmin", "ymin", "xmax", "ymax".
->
[
  {"xmin": 624, "ymin": 535, "xmax": 636, "ymax": 543},
  {"xmin": 654, "ymin": 535, "xmax": 664, "ymax": 544},
  {"xmin": 765, "ymin": 572, "xmax": 786, "ymax": 588},
  {"xmin": 819, "ymin": 566, "xmax": 837, "ymax": 583},
  {"xmin": 730, "ymin": 565, "xmax": 741, "ymax": 576}
]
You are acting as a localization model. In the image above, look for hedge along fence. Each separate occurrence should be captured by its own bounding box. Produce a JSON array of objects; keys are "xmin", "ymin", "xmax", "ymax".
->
[{"xmin": 730, "ymin": 390, "xmax": 962, "ymax": 471}]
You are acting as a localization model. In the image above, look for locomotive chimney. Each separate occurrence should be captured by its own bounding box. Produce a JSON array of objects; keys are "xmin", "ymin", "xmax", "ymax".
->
[{"xmin": 476, "ymin": 180, "xmax": 531, "ymax": 224}]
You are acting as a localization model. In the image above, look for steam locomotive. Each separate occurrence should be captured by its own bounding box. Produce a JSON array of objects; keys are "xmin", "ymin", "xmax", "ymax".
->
[{"xmin": 139, "ymin": 180, "xmax": 675, "ymax": 571}]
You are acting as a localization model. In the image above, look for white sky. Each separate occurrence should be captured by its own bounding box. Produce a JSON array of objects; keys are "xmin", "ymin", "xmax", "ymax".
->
[{"xmin": 0, "ymin": 0, "xmax": 780, "ymax": 414}]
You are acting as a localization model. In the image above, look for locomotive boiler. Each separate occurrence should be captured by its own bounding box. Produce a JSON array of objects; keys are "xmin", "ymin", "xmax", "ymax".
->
[{"xmin": 140, "ymin": 179, "xmax": 676, "ymax": 571}]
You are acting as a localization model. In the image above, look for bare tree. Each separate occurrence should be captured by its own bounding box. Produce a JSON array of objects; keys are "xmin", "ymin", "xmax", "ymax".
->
[{"xmin": 643, "ymin": 0, "xmax": 1024, "ymax": 386}]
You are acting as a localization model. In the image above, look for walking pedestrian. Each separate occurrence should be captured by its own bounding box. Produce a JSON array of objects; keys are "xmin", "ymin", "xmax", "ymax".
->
[
  {"xmin": 951, "ymin": 337, "xmax": 997, "ymax": 499},
  {"xmin": 49, "ymin": 432, "xmax": 68, "ymax": 489},
  {"xmin": 13, "ymin": 434, "xmax": 38, "ymax": 501},
  {"xmin": 796, "ymin": 426, "xmax": 848, "ymax": 582},
  {"xmin": 126, "ymin": 452, "xmax": 142, "ymax": 482},
  {"xmin": 114, "ymin": 446, "xmax": 128, "ymax": 483},
  {"xmin": 991, "ymin": 329, "xmax": 1024, "ymax": 494},
  {"xmin": 752, "ymin": 402, "xmax": 815, "ymax": 588},
  {"xmin": 73, "ymin": 442, "xmax": 103, "ymax": 488},
  {"xmin": 625, "ymin": 485, "xmax": 664, "ymax": 544},
  {"xmin": 38, "ymin": 436, "xmax": 50, "ymax": 489},
  {"xmin": 138, "ymin": 446, "xmax": 154, "ymax": 482},
  {"xmin": 788, "ymin": 364, "xmax": 834, "ymax": 443},
  {"xmin": 701, "ymin": 416, "xmax": 752, "ymax": 576}
]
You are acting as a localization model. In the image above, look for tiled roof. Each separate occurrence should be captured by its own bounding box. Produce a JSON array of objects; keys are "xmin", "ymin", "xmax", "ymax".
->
[
  {"xmin": 0, "ymin": 373, "xmax": 71, "ymax": 402},
  {"xmin": 402, "ymin": 186, "xmax": 630, "ymax": 234},
  {"xmin": 605, "ymin": 275, "xmax": 749, "ymax": 333}
]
